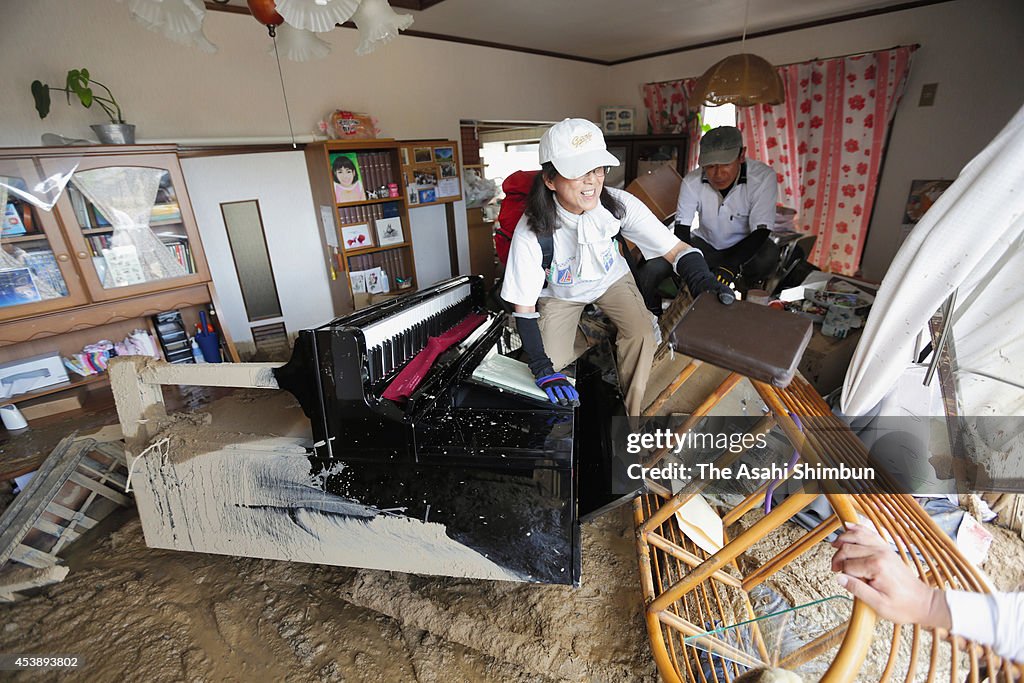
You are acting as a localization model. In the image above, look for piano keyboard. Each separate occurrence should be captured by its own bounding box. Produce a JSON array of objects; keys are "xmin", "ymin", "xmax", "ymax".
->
[{"xmin": 363, "ymin": 282, "xmax": 474, "ymax": 385}]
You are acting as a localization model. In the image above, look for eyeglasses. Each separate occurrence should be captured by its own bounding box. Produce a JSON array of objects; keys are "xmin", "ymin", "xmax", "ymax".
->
[{"xmin": 566, "ymin": 166, "xmax": 610, "ymax": 181}]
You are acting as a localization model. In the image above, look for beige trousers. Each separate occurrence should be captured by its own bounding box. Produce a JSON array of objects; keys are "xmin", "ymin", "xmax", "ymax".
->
[{"xmin": 537, "ymin": 273, "xmax": 656, "ymax": 416}]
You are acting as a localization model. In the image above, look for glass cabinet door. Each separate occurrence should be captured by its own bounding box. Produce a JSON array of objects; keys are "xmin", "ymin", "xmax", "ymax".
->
[
  {"xmin": 43, "ymin": 153, "xmax": 209, "ymax": 301},
  {"xmin": 636, "ymin": 142, "xmax": 683, "ymax": 178},
  {"xmin": 0, "ymin": 159, "xmax": 89, "ymax": 321}
]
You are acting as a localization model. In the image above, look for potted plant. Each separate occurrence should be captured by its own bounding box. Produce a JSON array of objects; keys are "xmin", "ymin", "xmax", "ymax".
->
[{"xmin": 31, "ymin": 69, "xmax": 135, "ymax": 144}]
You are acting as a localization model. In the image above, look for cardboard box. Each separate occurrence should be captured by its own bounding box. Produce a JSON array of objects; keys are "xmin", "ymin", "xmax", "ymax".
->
[{"xmin": 0, "ymin": 353, "xmax": 69, "ymax": 399}]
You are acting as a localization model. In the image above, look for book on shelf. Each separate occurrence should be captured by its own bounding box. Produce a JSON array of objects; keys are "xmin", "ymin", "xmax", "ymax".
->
[
  {"xmin": 67, "ymin": 186, "xmax": 93, "ymax": 228},
  {"xmin": 102, "ymin": 245, "xmax": 147, "ymax": 287},
  {"xmin": 158, "ymin": 233, "xmax": 196, "ymax": 273},
  {"xmin": 3, "ymin": 203, "xmax": 27, "ymax": 237},
  {"xmin": 0, "ymin": 266, "xmax": 42, "ymax": 306},
  {"xmin": 150, "ymin": 202, "xmax": 182, "ymax": 223},
  {"xmin": 22, "ymin": 249, "xmax": 68, "ymax": 297}
]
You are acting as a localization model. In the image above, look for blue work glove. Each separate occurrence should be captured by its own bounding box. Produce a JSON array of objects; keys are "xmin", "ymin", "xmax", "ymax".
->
[
  {"xmin": 514, "ymin": 311, "xmax": 581, "ymax": 408},
  {"xmin": 535, "ymin": 372, "xmax": 580, "ymax": 407},
  {"xmin": 675, "ymin": 252, "xmax": 735, "ymax": 305}
]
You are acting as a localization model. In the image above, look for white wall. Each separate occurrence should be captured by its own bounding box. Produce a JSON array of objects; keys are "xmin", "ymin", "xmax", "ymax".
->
[
  {"xmin": 1, "ymin": 2, "xmax": 608, "ymax": 146},
  {"xmin": 605, "ymin": 0, "xmax": 1024, "ymax": 280},
  {"xmin": 180, "ymin": 152, "xmax": 334, "ymax": 348},
  {"xmin": 1, "ymin": 0, "xmax": 609, "ymax": 305}
]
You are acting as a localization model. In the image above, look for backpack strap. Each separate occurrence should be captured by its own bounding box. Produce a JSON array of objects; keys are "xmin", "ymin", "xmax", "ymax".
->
[{"xmin": 539, "ymin": 232, "xmax": 554, "ymax": 274}]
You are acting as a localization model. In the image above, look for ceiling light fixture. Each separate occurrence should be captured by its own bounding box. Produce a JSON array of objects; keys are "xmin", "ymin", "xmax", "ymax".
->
[
  {"xmin": 351, "ymin": 0, "xmax": 414, "ymax": 56},
  {"xmin": 122, "ymin": 0, "xmax": 414, "ymax": 61},
  {"xmin": 690, "ymin": 0, "xmax": 784, "ymax": 107}
]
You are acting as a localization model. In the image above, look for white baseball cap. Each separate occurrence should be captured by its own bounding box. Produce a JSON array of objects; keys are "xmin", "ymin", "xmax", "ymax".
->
[{"xmin": 539, "ymin": 118, "xmax": 620, "ymax": 180}]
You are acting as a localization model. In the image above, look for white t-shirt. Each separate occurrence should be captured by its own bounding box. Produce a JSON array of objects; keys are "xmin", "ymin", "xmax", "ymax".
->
[
  {"xmin": 946, "ymin": 590, "xmax": 1024, "ymax": 661},
  {"xmin": 501, "ymin": 187, "xmax": 687, "ymax": 306},
  {"xmin": 676, "ymin": 159, "xmax": 779, "ymax": 250}
]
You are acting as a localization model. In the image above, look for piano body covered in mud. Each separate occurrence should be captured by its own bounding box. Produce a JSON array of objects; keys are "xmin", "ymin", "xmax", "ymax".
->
[{"xmin": 275, "ymin": 276, "xmax": 624, "ymax": 585}]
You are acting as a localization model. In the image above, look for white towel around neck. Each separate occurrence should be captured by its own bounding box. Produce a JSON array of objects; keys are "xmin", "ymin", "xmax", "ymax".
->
[{"xmin": 555, "ymin": 200, "xmax": 621, "ymax": 282}]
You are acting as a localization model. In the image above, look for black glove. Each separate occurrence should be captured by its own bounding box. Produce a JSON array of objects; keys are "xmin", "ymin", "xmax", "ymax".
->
[
  {"xmin": 514, "ymin": 312, "xmax": 580, "ymax": 407},
  {"xmin": 675, "ymin": 252, "xmax": 735, "ymax": 305}
]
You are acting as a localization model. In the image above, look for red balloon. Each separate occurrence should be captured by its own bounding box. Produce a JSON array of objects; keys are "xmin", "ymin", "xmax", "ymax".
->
[{"xmin": 247, "ymin": 0, "xmax": 284, "ymax": 28}]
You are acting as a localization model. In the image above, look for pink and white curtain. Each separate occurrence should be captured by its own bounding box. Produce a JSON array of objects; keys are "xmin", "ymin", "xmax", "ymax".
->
[
  {"xmin": 740, "ymin": 46, "xmax": 915, "ymax": 274},
  {"xmin": 642, "ymin": 78, "xmax": 701, "ymax": 171}
]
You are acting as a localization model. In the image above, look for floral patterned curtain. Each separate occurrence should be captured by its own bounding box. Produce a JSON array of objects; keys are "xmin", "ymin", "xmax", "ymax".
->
[
  {"xmin": 642, "ymin": 78, "xmax": 701, "ymax": 171},
  {"xmin": 739, "ymin": 46, "xmax": 915, "ymax": 274}
]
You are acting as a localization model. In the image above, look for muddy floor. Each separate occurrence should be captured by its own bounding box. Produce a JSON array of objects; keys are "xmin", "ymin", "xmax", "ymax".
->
[{"xmin": 0, "ymin": 504, "xmax": 656, "ymax": 683}]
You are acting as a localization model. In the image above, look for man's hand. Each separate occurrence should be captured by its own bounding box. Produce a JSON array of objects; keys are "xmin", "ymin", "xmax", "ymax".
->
[
  {"xmin": 831, "ymin": 523, "xmax": 951, "ymax": 630},
  {"xmin": 535, "ymin": 372, "xmax": 580, "ymax": 407},
  {"xmin": 675, "ymin": 252, "xmax": 735, "ymax": 304}
]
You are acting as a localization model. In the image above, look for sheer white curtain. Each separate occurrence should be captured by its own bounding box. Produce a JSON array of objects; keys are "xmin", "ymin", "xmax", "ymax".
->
[{"xmin": 71, "ymin": 167, "xmax": 186, "ymax": 288}]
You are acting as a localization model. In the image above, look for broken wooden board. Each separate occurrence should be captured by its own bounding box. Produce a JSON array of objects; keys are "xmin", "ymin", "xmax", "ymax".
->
[{"xmin": 0, "ymin": 435, "xmax": 131, "ymax": 599}]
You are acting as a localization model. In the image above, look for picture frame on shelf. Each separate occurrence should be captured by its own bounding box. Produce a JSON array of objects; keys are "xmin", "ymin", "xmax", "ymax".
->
[
  {"xmin": 341, "ymin": 223, "xmax": 374, "ymax": 251},
  {"xmin": 329, "ymin": 151, "xmax": 366, "ymax": 204},
  {"xmin": 434, "ymin": 146, "xmax": 454, "ymax": 163},
  {"xmin": 418, "ymin": 187, "xmax": 437, "ymax": 204},
  {"xmin": 414, "ymin": 170, "xmax": 437, "ymax": 187},
  {"xmin": 600, "ymin": 106, "xmax": 635, "ymax": 134},
  {"xmin": 375, "ymin": 217, "xmax": 404, "ymax": 246},
  {"xmin": 365, "ymin": 267, "xmax": 389, "ymax": 294},
  {"xmin": 439, "ymin": 163, "xmax": 457, "ymax": 178},
  {"xmin": 413, "ymin": 147, "xmax": 433, "ymax": 164},
  {"xmin": 349, "ymin": 269, "xmax": 367, "ymax": 294},
  {"xmin": 400, "ymin": 147, "xmax": 410, "ymax": 166}
]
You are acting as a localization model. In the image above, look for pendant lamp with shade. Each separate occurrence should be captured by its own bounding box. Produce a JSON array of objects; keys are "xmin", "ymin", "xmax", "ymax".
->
[{"xmin": 690, "ymin": 0, "xmax": 784, "ymax": 107}]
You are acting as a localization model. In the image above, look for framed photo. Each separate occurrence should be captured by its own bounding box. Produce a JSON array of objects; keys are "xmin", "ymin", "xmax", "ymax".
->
[
  {"xmin": 329, "ymin": 152, "xmax": 365, "ymax": 203},
  {"xmin": 600, "ymin": 106, "xmax": 635, "ymax": 134},
  {"xmin": 439, "ymin": 163, "xmax": 457, "ymax": 178},
  {"xmin": 433, "ymin": 146, "xmax": 454, "ymax": 163},
  {"xmin": 407, "ymin": 184, "xmax": 419, "ymax": 205},
  {"xmin": 414, "ymin": 170, "xmax": 437, "ymax": 187},
  {"xmin": 365, "ymin": 267, "xmax": 388, "ymax": 294},
  {"xmin": 375, "ymin": 217, "xmax": 405, "ymax": 246},
  {"xmin": 341, "ymin": 223, "xmax": 373, "ymax": 251},
  {"xmin": 349, "ymin": 269, "xmax": 367, "ymax": 294},
  {"xmin": 418, "ymin": 187, "xmax": 437, "ymax": 204},
  {"xmin": 902, "ymin": 179, "xmax": 953, "ymax": 224},
  {"xmin": 400, "ymin": 147, "xmax": 410, "ymax": 166},
  {"xmin": 413, "ymin": 147, "xmax": 433, "ymax": 164}
]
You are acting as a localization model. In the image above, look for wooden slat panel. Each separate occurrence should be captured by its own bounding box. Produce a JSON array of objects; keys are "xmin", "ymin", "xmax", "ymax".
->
[
  {"xmin": 12, "ymin": 544, "xmax": 57, "ymax": 568},
  {"xmin": 44, "ymin": 502, "xmax": 97, "ymax": 529},
  {"xmin": 68, "ymin": 472, "xmax": 132, "ymax": 507}
]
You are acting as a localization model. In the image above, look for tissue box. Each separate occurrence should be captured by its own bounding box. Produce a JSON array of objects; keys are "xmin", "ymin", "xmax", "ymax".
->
[{"xmin": 0, "ymin": 353, "xmax": 69, "ymax": 398}]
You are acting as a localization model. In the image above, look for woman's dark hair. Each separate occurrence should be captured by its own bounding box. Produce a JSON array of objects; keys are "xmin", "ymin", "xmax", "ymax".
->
[
  {"xmin": 524, "ymin": 162, "xmax": 623, "ymax": 237},
  {"xmin": 332, "ymin": 155, "xmax": 359, "ymax": 182}
]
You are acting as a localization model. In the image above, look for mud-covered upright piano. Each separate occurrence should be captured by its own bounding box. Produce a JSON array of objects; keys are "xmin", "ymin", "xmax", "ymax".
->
[{"xmin": 275, "ymin": 276, "xmax": 624, "ymax": 584}]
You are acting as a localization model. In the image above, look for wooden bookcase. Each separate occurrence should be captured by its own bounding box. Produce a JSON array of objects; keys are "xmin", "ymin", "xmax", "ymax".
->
[
  {"xmin": 0, "ymin": 144, "xmax": 237, "ymax": 413},
  {"xmin": 305, "ymin": 140, "xmax": 418, "ymax": 313}
]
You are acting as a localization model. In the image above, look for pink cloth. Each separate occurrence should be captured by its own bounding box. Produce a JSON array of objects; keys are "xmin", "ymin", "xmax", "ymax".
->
[
  {"xmin": 642, "ymin": 77, "xmax": 701, "ymax": 171},
  {"xmin": 381, "ymin": 313, "xmax": 487, "ymax": 402},
  {"xmin": 739, "ymin": 47, "xmax": 915, "ymax": 274}
]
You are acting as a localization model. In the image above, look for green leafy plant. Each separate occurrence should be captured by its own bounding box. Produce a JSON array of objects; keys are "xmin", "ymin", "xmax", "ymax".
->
[{"xmin": 31, "ymin": 69, "xmax": 124, "ymax": 124}]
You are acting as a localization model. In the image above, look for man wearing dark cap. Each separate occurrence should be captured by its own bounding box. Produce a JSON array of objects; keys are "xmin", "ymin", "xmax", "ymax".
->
[{"xmin": 674, "ymin": 126, "xmax": 780, "ymax": 289}]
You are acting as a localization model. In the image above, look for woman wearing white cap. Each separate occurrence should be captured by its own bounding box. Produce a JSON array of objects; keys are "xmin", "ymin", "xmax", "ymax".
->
[{"xmin": 500, "ymin": 118, "xmax": 731, "ymax": 415}]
